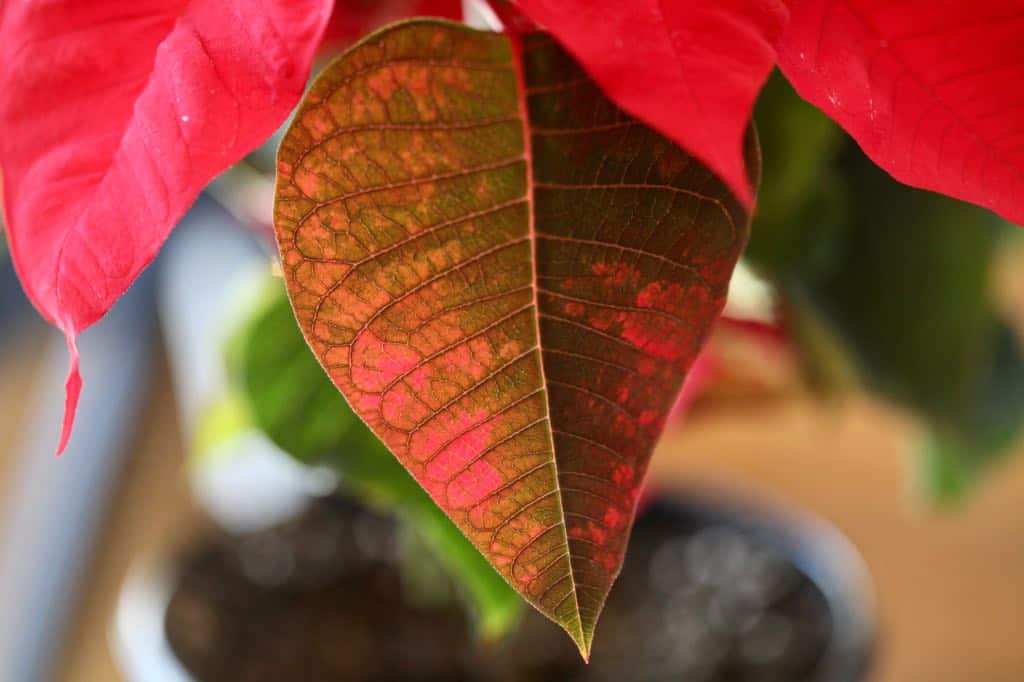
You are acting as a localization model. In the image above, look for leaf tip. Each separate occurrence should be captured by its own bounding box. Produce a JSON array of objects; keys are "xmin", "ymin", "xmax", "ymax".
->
[
  {"xmin": 561, "ymin": 615, "xmax": 592, "ymax": 663},
  {"xmin": 56, "ymin": 333, "xmax": 81, "ymax": 456},
  {"xmin": 575, "ymin": 639, "xmax": 592, "ymax": 664}
]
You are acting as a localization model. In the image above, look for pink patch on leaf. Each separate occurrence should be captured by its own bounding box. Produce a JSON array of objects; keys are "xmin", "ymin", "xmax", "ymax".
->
[
  {"xmin": 636, "ymin": 281, "xmax": 686, "ymax": 310},
  {"xmin": 564, "ymin": 301, "xmax": 585, "ymax": 317},
  {"xmin": 620, "ymin": 318, "xmax": 687, "ymax": 361},
  {"xmin": 611, "ymin": 464, "xmax": 634, "ymax": 486},
  {"xmin": 603, "ymin": 506, "xmax": 625, "ymax": 530},
  {"xmin": 591, "ymin": 261, "xmax": 641, "ymax": 288},
  {"xmin": 367, "ymin": 69, "xmax": 400, "ymax": 100},
  {"xmin": 569, "ymin": 522, "xmax": 608, "ymax": 547},
  {"xmin": 416, "ymin": 408, "xmax": 493, "ymax": 470},
  {"xmin": 350, "ymin": 329, "xmax": 422, "ymax": 391},
  {"xmin": 446, "ymin": 459, "xmax": 504, "ymax": 509}
]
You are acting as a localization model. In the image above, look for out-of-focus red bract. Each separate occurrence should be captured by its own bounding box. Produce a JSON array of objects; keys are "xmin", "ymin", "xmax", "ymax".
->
[
  {"xmin": 777, "ymin": 0, "xmax": 1024, "ymax": 226},
  {"xmin": 0, "ymin": 0, "xmax": 332, "ymax": 452}
]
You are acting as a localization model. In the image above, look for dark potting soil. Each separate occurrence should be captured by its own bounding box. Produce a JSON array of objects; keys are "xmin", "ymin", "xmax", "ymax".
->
[{"xmin": 165, "ymin": 497, "xmax": 837, "ymax": 682}]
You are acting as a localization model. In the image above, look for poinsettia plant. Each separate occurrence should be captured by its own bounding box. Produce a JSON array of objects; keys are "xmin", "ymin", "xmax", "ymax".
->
[{"xmin": 2, "ymin": 0, "xmax": 1023, "ymax": 658}]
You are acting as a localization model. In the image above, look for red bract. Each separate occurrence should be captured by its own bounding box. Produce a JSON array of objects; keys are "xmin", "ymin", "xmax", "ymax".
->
[
  {"xmin": 511, "ymin": 0, "xmax": 1024, "ymax": 226},
  {"xmin": 0, "ymin": 0, "xmax": 332, "ymax": 452},
  {"xmin": 510, "ymin": 0, "xmax": 790, "ymax": 206},
  {"xmin": 777, "ymin": 0, "xmax": 1024, "ymax": 226}
]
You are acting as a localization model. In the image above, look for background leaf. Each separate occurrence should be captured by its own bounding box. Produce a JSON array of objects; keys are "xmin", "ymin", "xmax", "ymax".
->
[
  {"xmin": 752, "ymin": 74, "xmax": 1024, "ymax": 501},
  {"xmin": 816, "ymin": 152, "xmax": 1024, "ymax": 502},
  {"xmin": 273, "ymin": 20, "xmax": 754, "ymax": 655},
  {"xmin": 746, "ymin": 71, "xmax": 849, "ymax": 285},
  {"xmin": 229, "ymin": 278, "xmax": 524, "ymax": 639}
]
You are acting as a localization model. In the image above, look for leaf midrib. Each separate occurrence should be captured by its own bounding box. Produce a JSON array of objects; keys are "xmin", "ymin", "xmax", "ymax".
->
[{"xmin": 507, "ymin": 28, "xmax": 589, "ymax": 657}]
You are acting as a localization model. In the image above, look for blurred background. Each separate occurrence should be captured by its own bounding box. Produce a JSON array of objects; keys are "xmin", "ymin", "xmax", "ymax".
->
[{"xmin": 3, "ymin": 63, "xmax": 1024, "ymax": 682}]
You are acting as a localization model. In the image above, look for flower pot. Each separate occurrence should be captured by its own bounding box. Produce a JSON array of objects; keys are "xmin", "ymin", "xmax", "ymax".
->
[{"xmin": 115, "ymin": 492, "xmax": 873, "ymax": 682}]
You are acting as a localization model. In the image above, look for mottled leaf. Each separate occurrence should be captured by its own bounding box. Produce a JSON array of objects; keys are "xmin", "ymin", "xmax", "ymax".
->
[
  {"xmin": 777, "ymin": 0, "xmax": 1024, "ymax": 226},
  {"xmin": 274, "ymin": 20, "xmax": 754, "ymax": 655},
  {"xmin": 229, "ymin": 278, "xmax": 524, "ymax": 638}
]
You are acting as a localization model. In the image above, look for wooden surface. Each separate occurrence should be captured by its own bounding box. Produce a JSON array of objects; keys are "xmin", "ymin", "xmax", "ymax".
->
[{"xmin": 2, "ymin": 340, "xmax": 1024, "ymax": 681}]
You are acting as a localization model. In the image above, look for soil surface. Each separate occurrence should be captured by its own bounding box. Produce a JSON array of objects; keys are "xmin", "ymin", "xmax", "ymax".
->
[{"xmin": 166, "ymin": 497, "xmax": 838, "ymax": 681}]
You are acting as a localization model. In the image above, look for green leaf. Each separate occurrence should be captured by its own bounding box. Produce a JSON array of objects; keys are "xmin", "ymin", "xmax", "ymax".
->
[
  {"xmin": 229, "ymin": 276, "xmax": 524, "ymax": 639},
  {"xmin": 817, "ymin": 149, "xmax": 1024, "ymax": 486},
  {"xmin": 190, "ymin": 390, "xmax": 253, "ymax": 461},
  {"xmin": 752, "ymin": 72, "xmax": 1024, "ymax": 499},
  {"xmin": 747, "ymin": 71, "xmax": 848, "ymax": 284},
  {"xmin": 913, "ymin": 321, "xmax": 1024, "ymax": 503}
]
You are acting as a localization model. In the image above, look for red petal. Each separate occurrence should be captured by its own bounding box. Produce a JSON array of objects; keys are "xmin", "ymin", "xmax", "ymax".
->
[
  {"xmin": 0, "ymin": 0, "xmax": 331, "ymax": 451},
  {"xmin": 777, "ymin": 0, "xmax": 1024, "ymax": 226},
  {"xmin": 510, "ymin": 0, "xmax": 789, "ymax": 205}
]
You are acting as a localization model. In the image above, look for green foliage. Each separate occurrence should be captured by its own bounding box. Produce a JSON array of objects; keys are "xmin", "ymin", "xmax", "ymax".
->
[
  {"xmin": 752, "ymin": 71, "xmax": 1024, "ymax": 501},
  {"xmin": 191, "ymin": 390, "xmax": 252, "ymax": 460},
  {"xmin": 823, "ymin": 151, "xmax": 1024, "ymax": 501},
  {"xmin": 227, "ymin": 276, "xmax": 524, "ymax": 639},
  {"xmin": 747, "ymin": 71, "xmax": 848, "ymax": 284}
]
